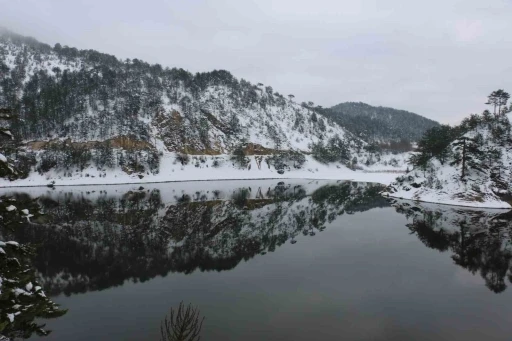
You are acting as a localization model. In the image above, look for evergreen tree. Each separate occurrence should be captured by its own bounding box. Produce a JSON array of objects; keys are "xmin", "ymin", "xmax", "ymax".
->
[
  {"xmin": 487, "ymin": 89, "xmax": 511, "ymax": 116},
  {"xmin": 450, "ymin": 136, "xmax": 484, "ymax": 180}
]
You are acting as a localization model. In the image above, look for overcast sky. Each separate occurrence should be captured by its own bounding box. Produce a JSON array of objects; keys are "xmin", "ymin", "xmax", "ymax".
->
[{"xmin": 1, "ymin": 0, "xmax": 511, "ymax": 124}]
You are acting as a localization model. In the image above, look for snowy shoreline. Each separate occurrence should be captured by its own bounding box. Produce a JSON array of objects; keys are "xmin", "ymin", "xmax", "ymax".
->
[
  {"xmin": 385, "ymin": 193, "xmax": 511, "ymax": 209},
  {"xmin": 0, "ymin": 173, "xmax": 400, "ymax": 189},
  {"xmin": 0, "ymin": 154, "xmax": 402, "ymax": 188},
  {"xmin": 3, "ymin": 151, "xmax": 511, "ymax": 209}
]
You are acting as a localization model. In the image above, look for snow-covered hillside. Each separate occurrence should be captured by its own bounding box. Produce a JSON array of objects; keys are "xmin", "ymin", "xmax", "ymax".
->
[
  {"xmin": 384, "ymin": 113, "xmax": 512, "ymax": 208},
  {"xmin": 0, "ymin": 29, "xmax": 409, "ymax": 185},
  {"xmin": 0, "ymin": 30, "xmax": 349, "ymax": 152}
]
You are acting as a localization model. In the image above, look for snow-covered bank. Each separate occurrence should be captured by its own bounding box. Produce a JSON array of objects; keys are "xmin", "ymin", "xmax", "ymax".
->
[
  {"xmin": 384, "ymin": 191, "xmax": 511, "ymax": 209},
  {"xmin": 0, "ymin": 154, "xmax": 401, "ymax": 188},
  {"xmin": 383, "ymin": 162, "xmax": 512, "ymax": 209}
]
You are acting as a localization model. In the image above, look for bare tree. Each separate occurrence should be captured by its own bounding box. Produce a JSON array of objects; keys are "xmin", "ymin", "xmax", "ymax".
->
[{"xmin": 160, "ymin": 302, "xmax": 205, "ymax": 341}]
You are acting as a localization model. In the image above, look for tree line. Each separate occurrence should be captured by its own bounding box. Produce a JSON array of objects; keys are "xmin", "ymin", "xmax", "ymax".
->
[{"xmin": 410, "ymin": 90, "xmax": 511, "ymax": 180}]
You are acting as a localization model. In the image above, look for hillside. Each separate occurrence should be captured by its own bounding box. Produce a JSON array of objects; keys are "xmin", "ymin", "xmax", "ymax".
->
[
  {"xmin": 0, "ymin": 29, "xmax": 410, "ymax": 185},
  {"xmin": 384, "ymin": 111, "xmax": 512, "ymax": 208},
  {"xmin": 325, "ymin": 102, "xmax": 439, "ymax": 142}
]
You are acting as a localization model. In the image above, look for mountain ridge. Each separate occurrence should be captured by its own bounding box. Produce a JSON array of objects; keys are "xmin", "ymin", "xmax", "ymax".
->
[{"xmin": 325, "ymin": 101, "xmax": 440, "ymax": 142}]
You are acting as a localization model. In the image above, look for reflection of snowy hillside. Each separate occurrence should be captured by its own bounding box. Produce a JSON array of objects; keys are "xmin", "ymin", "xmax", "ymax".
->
[{"xmin": 1, "ymin": 180, "xmax": 386, "ymax": 296}]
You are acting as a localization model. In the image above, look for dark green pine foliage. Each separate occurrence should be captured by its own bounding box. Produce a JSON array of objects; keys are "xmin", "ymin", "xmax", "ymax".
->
[
  {"xmin": 324, "ymin": 102, "xmax": 440, "ymax": 142},
  {"xmin": 410, "ymin": 125, "xmax": 456, "ymax": 168},
  {"xmin": 450, "ymin": 135, "xmax": 485, "ymax": 180},
  {"xmin": 311, "ymin": 135, "xmax": 350, "ymax": 164},
  {"xmin": 0, "ymin": 197, "xmax": 67, "ymax": 339}
]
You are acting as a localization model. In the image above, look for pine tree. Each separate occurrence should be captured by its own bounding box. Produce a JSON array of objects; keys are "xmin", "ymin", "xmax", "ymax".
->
[
  {"xmin": 487, "ymin": 89, "xmax": 511, "ymax": 117},
  {"xmin": 450, "ymin": 136, "xmax": 484, "ymax": 180}
]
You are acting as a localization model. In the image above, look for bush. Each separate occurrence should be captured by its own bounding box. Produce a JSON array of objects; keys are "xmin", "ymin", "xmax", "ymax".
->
[
  {"xmin": 176, "ymin": 153, "xmax": 190, "ymax": 165},
  {"xmin": 267, "ymin": 150, "xmax": 306, "ymax": 173},
  {"xmin": 312, "ymin": 135, "xmax": 349, "ymax": 164},
  {"xmin": 231, "ymin": 145, "xmax": 249, "ymax": 168},
  {"xmin": 232, "ymin": 188, "xmax": 250, "ymax": 208},
  {"xmin": 13, "ymin": 152, "xmax": 37, "ymax": 179},
  {"xmin": 38, "ymin": 152, "xmax": 58, "ymax": 174}
]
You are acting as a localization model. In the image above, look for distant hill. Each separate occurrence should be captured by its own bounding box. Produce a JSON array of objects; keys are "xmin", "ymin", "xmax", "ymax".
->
[{"xmin": 324, "ymin": 102, "xmax": 440, "ymax": 142}]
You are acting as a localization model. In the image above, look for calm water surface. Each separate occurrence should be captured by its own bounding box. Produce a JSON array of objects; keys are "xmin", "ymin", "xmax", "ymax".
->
[{"xmin": 2, "ymin": 179, "xmax": 512, "ymax": 340}]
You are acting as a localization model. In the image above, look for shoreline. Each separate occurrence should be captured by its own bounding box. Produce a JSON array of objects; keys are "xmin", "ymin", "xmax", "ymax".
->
[{"xmin": 385, "ymin": 193, "xmax": 511, "ymax": 210}]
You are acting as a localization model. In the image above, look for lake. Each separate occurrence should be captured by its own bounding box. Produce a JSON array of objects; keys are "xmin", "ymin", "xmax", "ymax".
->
[{"xmin": 1, "ymin": 179, "xmax": 512, "ymax": 340}]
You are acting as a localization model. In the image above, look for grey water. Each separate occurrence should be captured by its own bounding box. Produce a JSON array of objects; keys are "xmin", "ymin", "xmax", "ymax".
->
[{"xmin": 2, "ymin": 179, "xmax": 512, "ymax": 340}]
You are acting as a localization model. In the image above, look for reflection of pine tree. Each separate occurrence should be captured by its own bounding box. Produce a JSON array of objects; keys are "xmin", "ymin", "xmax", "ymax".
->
[{"xmin": 393, "ymin": 201, "xmax": 512, "ymax": 294}]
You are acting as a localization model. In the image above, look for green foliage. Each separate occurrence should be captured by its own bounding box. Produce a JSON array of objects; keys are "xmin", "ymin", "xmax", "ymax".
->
[
  {"xmin": 325, "ymin": 102, "xmax": 440, "ymax": 142},
  {"xmin": 176, "ymin": 153, "xmax": 190, "ymax": 165},
  {"xmin": 311, "ymin": 135, "xmax": 350, "ymax": 164},
  {"xmin": 486, "ymin": 89, "xmax": 510, "ymax": 116},
  {"xmin": 37, "ymin": 144, "xmax": 92, "ymax": 173},
  {"xmin": 231, "ymin": 144, "xmax": 249, "ymax": 168},
  {"xmin": 0, "ymin": 197, "xmax": 67, "ymax": 339},
  {"xmin": 450, "ymin": 135, "xmax": 485, "ymax": 180},
  {"xmin": 411, "ymin": 90, "xmax": 511, "ymax": 176},
  {"xmin": 413, "ymin": 125, "xmax": 456, "ymax": 168},
  {"xmin": 231, "ymin": 188, "xmax": 250, "ymax": 209},
  {"xmin": 267, "ymin": 150, "xmax": 306, "ymax": 173}
]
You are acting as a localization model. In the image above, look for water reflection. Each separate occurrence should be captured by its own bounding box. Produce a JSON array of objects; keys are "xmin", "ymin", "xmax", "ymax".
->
[
  {"xmin": 1, "ymin": 181, "xmax": 388, "ymax": 297},
  {"xmin": 390, "ymin": 199, "xmax": 512, "ymax": 293},
  {"xmin": 4, "ymin": 181, "xmax": 512, "ymax": 340}
]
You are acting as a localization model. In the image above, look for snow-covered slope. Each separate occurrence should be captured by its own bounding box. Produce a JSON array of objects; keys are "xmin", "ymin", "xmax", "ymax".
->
[
  {"xmin": 0, "ymin": 30, "xmax": 349, "ymax": 152},
  {"xmin": 384, "ymin": 113, "xmax": 512, "ymax": 208},
  {"xmin": 0, "ymin": 30, "xmax": 409, "ymax": 186}
]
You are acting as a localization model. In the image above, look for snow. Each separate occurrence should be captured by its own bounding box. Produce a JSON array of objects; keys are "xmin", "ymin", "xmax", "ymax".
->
[
  {"xmin": 0, "ymin": 153, "xmax": 400, "ymax": 188},
  {"xmin": 5, "ymin": 205, "xmax": 16, "ymax": 211},
  {"xmin": 384, "ymin": 118, "xmax": 512, "ymax": 209},
  {"xmin": 384, "ymin": 158, "xmax": 512, "ymax": 209},
  {"xmin": 0, "ymin": 153, "xmax": 6, "ymax": 163}
]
